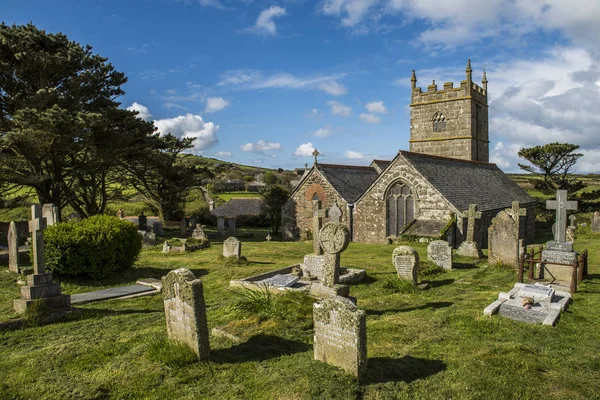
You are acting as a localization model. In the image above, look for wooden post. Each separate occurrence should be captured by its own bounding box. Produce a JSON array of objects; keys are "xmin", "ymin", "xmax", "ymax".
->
[
  {"xmin": 578, "ymin": 252, "xmax": 585, "ymax": 283},
  {"xmin": 583, "ymin": 249, "xmax": 588, "ymax": 278},
  {"xmin": 527, "ymin": 247, "xmax": 535, "ymax": 280},
  {"xmin": 518, "ymin": 251, "xmax": 525, "ymax": 283},
  {"xmin": 570, "ymin": 258, "xmax": 578, "ymax": 294}
]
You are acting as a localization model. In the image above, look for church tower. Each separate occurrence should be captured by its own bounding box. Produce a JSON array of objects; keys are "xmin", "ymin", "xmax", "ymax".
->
[{"xmin": 409, "ymin": 60, "xmax": 489, "ymax": 162}]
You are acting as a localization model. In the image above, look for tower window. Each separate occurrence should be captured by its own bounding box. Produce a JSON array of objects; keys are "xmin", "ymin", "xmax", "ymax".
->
[{"xmin": 433, "ymin": 112, "xmax": 446, "ymax": 132}]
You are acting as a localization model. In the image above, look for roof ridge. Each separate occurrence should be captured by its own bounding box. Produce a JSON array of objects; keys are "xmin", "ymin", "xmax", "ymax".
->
[
  {"xmin": 399, "ymin": 150, "xmax": 496, "ymax": 167},
  {"xmin": 317, "ymin": 163, "xmax": 376, "ymax": 170}
]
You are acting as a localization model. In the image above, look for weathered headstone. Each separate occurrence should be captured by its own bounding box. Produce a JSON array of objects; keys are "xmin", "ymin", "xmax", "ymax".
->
[
  {"xmin": 138, "ymin": 213, "xmax": 148, "ymax": 231},
  {"xmin": 318, "ymin": 222, "xmax": 350, "ymax": 287},
  {"xmin": 457, "ymin": 204, "xmax": 482, "ymax": 258},
  {"xmin": 328, "ymin": 202, "xmax": 342, "ymax": 223},
  {"xmin": 592, "ymin": 212, "xmax": 600, "ymax": 233},
  {"xmin": 223, "ymin": 237, "xmax": 241, "ymax": 258},
  {"xmin": 8, "ymin": 221, "xmax": 19, "ymax": 273},
  {"xmin": 312, "ymin": 200, "xmax": 328, "ymax": 255},
  {"xmin": 392, "ymin": 245, "xmax": 419, "ymax": 283},
  {"xmin": 488, "ymin": 210, "xmax": 520, "ymax": 269},
  {"xmin": 13, "ymin": 205, "xmax": 70, "ymax": 314},
  {"xmin": 217, "ymin": 217, "xmax": 226, "ymax": 236},
  {"xmin": 427, "ymin": 240, "xmax": 452, "ymax": 270},
  {"xmin": 152, "ymin": 221, "xmax": 163, "ymax": 236},
  {"xmin": 313, "ymin": 296, "xmax": 367, "ymax": 379},
  {"xmin": 42, "ymin": 203, "xmax": 59, "ymax": 226},
  {"xmin": 192, "ymin": 224, "xmax": 207, "ymax": 240},
  {"xmin": 301, "ymin": 254, "xmax": 325, "ymax": 280},
  {"xmin": 161, "ymin": 268, "xmax": 210, "ymax": 359}
]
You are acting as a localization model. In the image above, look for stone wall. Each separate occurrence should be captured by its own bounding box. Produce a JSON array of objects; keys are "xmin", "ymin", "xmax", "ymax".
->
[
  {"xmin": 410, "ymin": 79, "xmax": 488, "ymax": 162},
  {"xmin": 353, "ymin": 155, "xmax": 454, "ymax": 244},
  {"xmin": 281, "ymin": 170, "xmax": 349, "ymax": 241}
]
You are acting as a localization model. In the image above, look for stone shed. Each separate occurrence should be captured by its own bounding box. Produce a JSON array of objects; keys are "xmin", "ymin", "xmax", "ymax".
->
[{"xmin": 211, "ymin": 198, "xmax": 266, "ymax": 235}]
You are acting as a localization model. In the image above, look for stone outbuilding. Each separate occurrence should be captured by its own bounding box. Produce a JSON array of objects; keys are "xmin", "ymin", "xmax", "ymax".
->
[{"xmin": 211, "ymin": 198, "xmax": 265, "ymax": 236}]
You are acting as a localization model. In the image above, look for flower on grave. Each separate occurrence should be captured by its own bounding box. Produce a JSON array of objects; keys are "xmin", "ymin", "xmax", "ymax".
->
[{"xmin": 522, "ymin": 297, "xmax": 534, "ymax": 309}]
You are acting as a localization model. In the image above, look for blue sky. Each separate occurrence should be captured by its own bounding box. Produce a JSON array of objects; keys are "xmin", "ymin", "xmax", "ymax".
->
[{"xmin": 4, "ymin": 0, "xmax": 600, "ymax": 172}]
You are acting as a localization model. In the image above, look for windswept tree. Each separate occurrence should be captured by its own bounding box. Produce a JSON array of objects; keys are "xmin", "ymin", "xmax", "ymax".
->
[
  {"xmin": 518, "ymin": 142, "xmax": 585, "ymax": 195},
  {"xmin": 261, "ymin": 185, "xmax": 289, "ymax": 235}
]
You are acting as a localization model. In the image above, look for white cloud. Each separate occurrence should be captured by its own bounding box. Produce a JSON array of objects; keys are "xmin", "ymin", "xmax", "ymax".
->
[
  {"xmin": 249, "ymin": 6, "xmax": 287, "ymax": 36},
  {"xmin": 214, "ymin": 151, "xmax": 232, "ymax": 157},
  {"xmin": 164, "ymin": 102, "xmax": 188, "ymax": 111},
  {"xmin": 313, "ymin": 126, "xmax": 332, "ymax": 137},
  {"xmin": 359, "ymin": 113, "xmax": 380, "ymax": 123},
  {"xmin": 154, "ymin": 114, "xmax": 219, "ymax": 153},
  {"xmin": 327, "ymin": 100, "xmax": 352, "ymax": 116},
  {"xmin": 205, "ymin": 97, "xmax": 230, "ymax": 113},
  {"xmin": 306, "ymin": 108, "xmax": 319, "ymax": 118},
  {"xmin": 126, "ymin": 102, "xmax": 153, "ymax": 122},
  {"xmin": 217, "ymin": 69, "xmax": 347, "ymax": 95},
  {"xmin": 319, "ymin": 0, "xmax": 379, "ymax": 27},
  {"xmin": 365, "ymin": 101, "xmax": 387, "ymax": 114},
  {"xmin": 345, "ymin": 150, "xmax": 368, "ymax": 159},
  {"xmin": 294, "ymin": 142, "xmax": 316, "ymax": 156},
  {"xmin": 240, "ymin": 140, "xmax": 282, "ymax": 153}
]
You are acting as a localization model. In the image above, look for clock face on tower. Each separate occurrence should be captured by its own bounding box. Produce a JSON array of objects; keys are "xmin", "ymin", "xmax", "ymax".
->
[{"xmin": 319, "ymin": 222, "xmax": 350, "ymax": 254}]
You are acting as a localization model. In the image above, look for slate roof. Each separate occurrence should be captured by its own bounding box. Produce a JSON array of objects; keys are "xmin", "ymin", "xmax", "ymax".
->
[
  {"xmin": 211, "ymin": 198, "xmax": 266, "ymax": 218},
  {"xmin": 316, "ymin": 164, "xmax": 381, "ymax": 203},
  {"xmin": 371, "ymin": 159, "xmax": 391, "ymax": 172},
  {"xmin": 399, "ymin": 151, "xmax": 535, "ymax": 212}
]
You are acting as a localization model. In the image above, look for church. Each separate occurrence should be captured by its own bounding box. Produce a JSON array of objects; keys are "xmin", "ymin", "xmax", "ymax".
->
[{"xmin": 282, "ymin": 61, "xmax": 536, "ymax": 249}]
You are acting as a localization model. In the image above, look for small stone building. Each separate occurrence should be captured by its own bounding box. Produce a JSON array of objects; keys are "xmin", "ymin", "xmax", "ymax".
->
[
  {"xmin": 211, "ymin": 198, "xmax": 266, "ymax": 235},
  {"xmin": 282, "ymin": 60, "xmax": 536, "ymax": 249}
]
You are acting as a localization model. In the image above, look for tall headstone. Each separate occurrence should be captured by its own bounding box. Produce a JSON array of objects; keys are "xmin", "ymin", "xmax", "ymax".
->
[
  {"xmin": 313, "ymin": 296, "xmax": 367, "ymax": 379},
  {"xmin": 546, "ymin": 190, "xmax": 577, "ymax": 244},
  {"xmin": 318, "ymin": 222, "xmax": 350, "ymax": 287},
  {"xmin": 162, "ymin": 268, "xmax": 210, "ymax": 359},
  {"xmin": 42, "ymin": 203, "xmax": 59, "ymax": 226},
  {"xmin": 192, "ymin": 224, "xmax": 207, "ymax": 240},
  {"xmin": 217, "ymin": 217, "xmax": 226, "ymax": 236},
  {"xmin": 592, "ymin": 212, "xmax": 600, "ymax": 233},
  {"xmin": 392, "ymin": 245, "xmax": 419, "ymax": 283},
  {"xmin": 457, "ymin": 204, "xmax": 483, "ymax": 258},
  {"xmin": 312, "ymin": 200, "xmax": 328, "ymax": 255},
  {"xmin": 138, "ymin": 212, "xmax": 148, "ymax": 231},
  {"xmin": 223, "ymin": 237, "xmax": 241, "ymax": 258},
  {"xmin": 8, "ymin": 221, "xmax": 19, "ymax": 273},
  {"xmin": 488, "ymin": 210, "xmax": 520, "ymax": 269},
  {"xmin": 13, "ymin": 205, "xmax": 70, "ymax": 314},
  {"xmin": 328, "ymin": 202, "xmax": 342, "ymax": 223},
  {"xmin": 427, "ymin": 240, "xmax": 452, "ymax": 270}
]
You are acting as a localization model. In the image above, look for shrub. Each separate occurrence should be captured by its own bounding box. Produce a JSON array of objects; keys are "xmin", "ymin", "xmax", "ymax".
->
[{"xmin": 45, "ymin": 215, "xmax": 142, "ymax": 278}]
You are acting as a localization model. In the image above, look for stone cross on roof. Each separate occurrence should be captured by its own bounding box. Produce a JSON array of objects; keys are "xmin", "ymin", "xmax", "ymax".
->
[
  {"xmin": 313, "ymin": 200, "xmax": 328, "ymax": 255},
  {"xmin": 546, "ymin": 190, "xmax": 577, "ymax": 243},
  {"xmin": 462, "ymin": 204, "xmax": 481, "ymax": 242},
  {"xmin": 28, "ymin": 204, "xmax": 47, "ymax": 274},
  {"xmin": 312, "ymin": 149, "xmax": 320, "ymax": 165}
]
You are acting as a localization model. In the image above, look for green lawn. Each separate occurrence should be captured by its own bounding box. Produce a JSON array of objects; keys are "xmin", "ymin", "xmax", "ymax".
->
[
  {"xmin": 1, "ymin": 232, "xmax": 600, "ymax": 399},
  {"xmin": 217, "ymin": 191, "xmax": 263, "ymax": 202}
]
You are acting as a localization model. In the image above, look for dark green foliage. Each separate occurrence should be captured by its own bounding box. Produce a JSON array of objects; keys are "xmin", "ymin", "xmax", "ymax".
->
[
  {"xmin": 44, "ymin": 215, "xmax": 142, "ymax": 278},
  {"xmin": 261, "ymin": 185, "xmax": 289, "ymax": 235},
  {"xmin": 518, "ymin": 143, "xmax": 585, "ymax": 194}
]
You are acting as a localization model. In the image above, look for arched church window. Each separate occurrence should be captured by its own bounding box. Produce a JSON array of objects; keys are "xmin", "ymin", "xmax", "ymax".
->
[
  {"xmin": 433, "ymin": 112, "xmax": 446, "ymax": 132},
  {"xmin": 312, "ymin": 192, "xmax": 320, "ymax": 201},
  {"xmin": 386, "ymin": 181, "xmax": 416, "ymax": 236}
]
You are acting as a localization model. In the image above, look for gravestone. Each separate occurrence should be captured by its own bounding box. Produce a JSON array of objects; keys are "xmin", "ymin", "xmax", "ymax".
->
[
  {"xmin": 223, "ymin": 237, "xmax": 241, "ymax": 258},
  {"xmin": 42, "ymin": 203, "xmax": 59, "ymax": 226},
  {"xmin": 457, "ymin": 204, "xmax": 483, "ymax": 258},
  {"xmin": 427, "ymin": 240, "xmax": 452, "ymax": 270},
  {"xmin": 217, "ymin": 217, "xmax": 226, "ymax": 236},
  {"xmin": 161, "ymin": 268, "xmax": 210, "ymax": 359},
  {"xmin": 13, "ymin": 205, "xmax": 70, "ymax": 314},
  {"xmin": 138, "ymin": 231, "xmax": 156, "ymax": 246},
  {"xmin": 192, "ymin": 224, "xmax": 207, "ymax": 240},
  {"xmin": 301, "ymin": 254, "xmax": 325, "ymax": 280},
  {"xmin": 313, "ymin": 296, "xmax": 367, "ymax": 379},
  {"xmin": 488, "ymin": 210, "xmax": 520, "ymax": 269},
  {"xmin": 259, "ymin": 274, "xmax": 300, "ymax": 288},
  {"xmin": 592, "ymin": 212, "xmax": 600, "ymax": 233},
  {"xmin": 318, "ymin": 222, "xmax": 350, "ymax": 287},
  {"xmin": 392, "ymin": 245, "xmax": 419, "ymax": 283},
  {"xmin": 152, "ymin": 221, "xmax": 163, "ymax": 236},
  {"xmin": 8, "ymin": 221, "xmax": 19, "ymax": 273},
  {"xmin": 138, "ymin": 213, "xmax": 148, "ymax": 231},
  {"xmin": 328, "ymin": 202, "xmax": 342, "ymax": 223},
  {"xmin": 312, "ymin": 200, "xmax": 328, "ymax": 255},
  {"xmin": 569, "ymin": 215, "xmax": 576, "ymax": 228},
  {"xmin": 265, "ymin": 234, "xmax": 272, "ymax": 242}
]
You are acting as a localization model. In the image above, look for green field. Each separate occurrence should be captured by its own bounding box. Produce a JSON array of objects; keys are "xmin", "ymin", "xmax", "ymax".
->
[{"xmin": 1, "ymin": 228, "xmax": 599, "ymax": 399}]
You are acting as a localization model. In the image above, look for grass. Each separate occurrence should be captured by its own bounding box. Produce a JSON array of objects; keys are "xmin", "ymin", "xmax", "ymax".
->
[
  {"xmin": 0, "ymin": 231, "xmax": 599, "ymax": 399},
  {"xmin": 217, "ymin": 191, "xmax": 263, "ymax": 202}
]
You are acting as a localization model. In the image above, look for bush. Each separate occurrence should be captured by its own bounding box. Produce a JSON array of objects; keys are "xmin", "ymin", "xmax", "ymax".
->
[{"xmin": 45, "ymin": 215, "xmax": 142, "ymax": 278}]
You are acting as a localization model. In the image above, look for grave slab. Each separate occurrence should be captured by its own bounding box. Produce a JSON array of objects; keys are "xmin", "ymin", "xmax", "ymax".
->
[{"xmin": 71, "ymin": 284, "xmax": 156, "ymax": 304}]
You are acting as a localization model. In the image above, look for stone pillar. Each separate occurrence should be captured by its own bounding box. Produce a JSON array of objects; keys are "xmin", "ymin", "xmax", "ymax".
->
[
  {"xmin": 217, "ymin": 217, "xmax": 226, "ymax": 236},
  {"xmin": 8, "ymin": 221, "xmax": 19, "ymax": 273},
  {"xmin": 228, "ymin": 218, "xmax": 237, "ymax": 235}
]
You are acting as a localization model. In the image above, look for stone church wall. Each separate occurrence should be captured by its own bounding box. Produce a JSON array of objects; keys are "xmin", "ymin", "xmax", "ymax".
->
[
  {"xmin": 352, "ymin": 157, "xmax": 454, "ymax": 244},
  {"xmin": 281, "ymin": 170, "xmax": 349, "ymax": 241}
]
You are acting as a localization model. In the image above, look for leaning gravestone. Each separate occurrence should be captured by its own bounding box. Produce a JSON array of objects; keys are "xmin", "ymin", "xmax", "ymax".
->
[
  {"xmin": 313, "ymin": 296, "xmax": 367, "ymax": 379},
  {"xmin": 392, "ymin": 246, "xmax": 419, "ymax": 284},
  {"xmin": 8, "ymin": 221, "xmax": 19, "ymax": 273},
  {"xmin": 592, "ymin": 212, "xmax": 600, "ymax": 233},
  {"xmin": 162, "ymin": 268, "xmax": 210, "ymax": 359},
  {"xmin": 427, "ymin": 240, "xmax": 452, "ymax": 270},
  {"xmin": 223, "ymin": 237, "xmax": 241, "ymax": 258},
  {"xmin": 488, "ymin": 210, "xmax": 520, "ymax": 269}
]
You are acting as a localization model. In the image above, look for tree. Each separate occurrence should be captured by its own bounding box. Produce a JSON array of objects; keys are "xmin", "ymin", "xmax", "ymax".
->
[
  {"xmin": 0, "ymin": 23, "xmax": 151, "ymax": 218},
  {"xmin": 263, "ymin": 171, "xmax": 278, "ymax": 185},
  {"xmin": 261, "ymin": 185, "xmax": 289, "ymax": 235},
  {"xmin": 518, "ymin": 142, "xmax": 585, "ymax": 195}
]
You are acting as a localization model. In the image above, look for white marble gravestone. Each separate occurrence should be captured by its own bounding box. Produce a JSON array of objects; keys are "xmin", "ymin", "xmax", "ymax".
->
[
  {"xmin": 393, "ymin": 245, "xmax": 419, "ymax": 284},
  {"xmin": 223, "ymin": 237, "xmax": 241, "ymax": 258}
]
